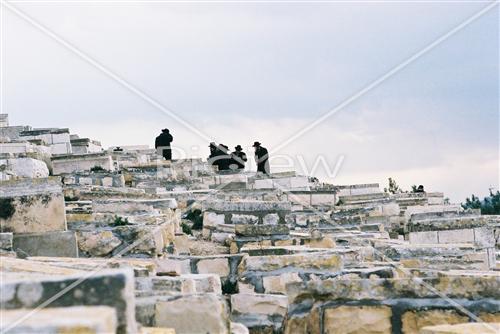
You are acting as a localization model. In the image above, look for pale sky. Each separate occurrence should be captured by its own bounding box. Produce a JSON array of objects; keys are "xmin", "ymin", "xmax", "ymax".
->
[{"xmin": 2, "ymin": 1, "xmax": 499, "ymax": 202}]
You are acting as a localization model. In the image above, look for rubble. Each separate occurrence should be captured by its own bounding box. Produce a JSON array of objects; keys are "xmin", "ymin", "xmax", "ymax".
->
[{"xmin": 0, "ymin": 114, "xmax": 499, "ymax": 333}]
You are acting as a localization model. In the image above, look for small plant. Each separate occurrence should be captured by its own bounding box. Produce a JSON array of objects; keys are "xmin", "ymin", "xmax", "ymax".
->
[
  {"xmin": 112, "ymin": 215, "xmax": 131, "ymax": 226},
  {"xmin": 384, "ymin": 177, "xmax": 401, "ymax": 194}
]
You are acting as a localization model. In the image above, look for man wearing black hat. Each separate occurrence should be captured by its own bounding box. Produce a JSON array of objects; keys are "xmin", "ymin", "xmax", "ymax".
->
[
  {"xmin": 155, "ymin": 129, "xmax": 173, "ymax": 161},
  {"xmin": 231, "ymin": 145, "xmax": 247, "ymax": 171},
  {"xmin": 253, "ymin": 141, "xmax": 270, "ymax": 175}
]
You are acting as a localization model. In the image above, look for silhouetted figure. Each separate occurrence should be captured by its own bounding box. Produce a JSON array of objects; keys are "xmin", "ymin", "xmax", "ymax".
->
[
  {"xmin": 415, "ymin": 185, "xmax": 425, "ymax": 193},
  {"xmin": 253, "ymin": 141, "xmax": 270, "ymax": 175},
  {"xmin": 208, "ymin": 142, "xmax": 232, "ymax": 172},
  {"xmin": 230, "ymin": 145, "xmax": 247, "ymax": 170},
  {"xmin": 155, "ymin": 129, "xmax": 173, "ymax": 160}
]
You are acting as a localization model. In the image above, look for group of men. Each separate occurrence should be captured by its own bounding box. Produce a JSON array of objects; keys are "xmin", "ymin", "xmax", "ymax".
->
[{"xmin": 155, "ymin": 129, "xmax": 270, "ymax": 174}]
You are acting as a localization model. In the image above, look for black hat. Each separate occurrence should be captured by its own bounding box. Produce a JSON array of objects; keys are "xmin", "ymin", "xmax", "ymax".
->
[
  {"xmin": 235, "ymin": 145, "xmax": 243, "ymax": 151},
  {"xmin": 252, "ymin": 141, "xmax": 261, "ymax": 147},
  {"xmin": 209, "ymin": 142, "xmax": 216, "ymax": 147},
  {"xmin": 162, "ymin": 128, "xmax": 169, "ymax": 133}
]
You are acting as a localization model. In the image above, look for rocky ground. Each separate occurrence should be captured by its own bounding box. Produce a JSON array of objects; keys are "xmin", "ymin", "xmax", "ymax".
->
[{"xmin": 0, "ymin": 116, "xmax": 499, "ymax": 334}]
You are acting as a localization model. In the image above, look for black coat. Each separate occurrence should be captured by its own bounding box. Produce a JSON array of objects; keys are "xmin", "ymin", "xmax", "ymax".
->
[
  {"xmin": 155, "ymin": 132, "xmax": 173, "ymax": 148},
  {"xmin": 255, "ymin": 146, "xmax": 270, "ymax": 174},
  {"xmin": 231, "ymin": 151, "xmax": 247, "ymax": 169}
]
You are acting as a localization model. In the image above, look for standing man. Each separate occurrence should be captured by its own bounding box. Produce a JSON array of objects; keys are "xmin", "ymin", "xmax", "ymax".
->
[
  {"xmin": 155, "ymin": 128, "xmax": 173, "ymax": 161},
  {"xmin": 253, "ymin": 141, "xmax": 270, "ymax": 175},
  {"xmin": 231, "ymin": 145, "xmax": 247, "ymax": 171}
]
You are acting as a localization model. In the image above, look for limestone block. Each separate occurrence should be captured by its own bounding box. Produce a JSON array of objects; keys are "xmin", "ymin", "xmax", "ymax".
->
[
  {"xmin": 155, "ymin": 258, "xmax": 191, "ymax": 275},
  {"xmin": 324, "ymin": 305, "xmax": 392, "ymax": 334},
  {"xmin": 401, "ymin": 310, "xmax": 468, "ymax": 334},
  {"xmin": 239, "ymin": 252, "xmax": 343, "ymax": 273},
  {"xmin": 235, "ymin": 224, "xmax": 289, "ymax": 237},
  {"xmin": 0, "ymin": 306, "xmax": 117, "ymax": 334},
  {"xmin": 51, "ymin": 153, "xmax": 114, "ymax": 175},
  {"xmin": 408, "ymin": 231, "xmax": 438, "ymax": 244},
  {"xmin": 204, "ymin": 212, "xmax": 226, "ymax": 228},
  {"xmin": 183, "ymin": 274, "xmax": 222, "ymax": 293},
  {"xmin": 231, "ymin": 293, "xmax": 288, "ymax": 317},
  {"xmin": 151, "ymin": 276, "xmax": 196, "ymax": 295},
  {"xmin": 155, "ymin": 294, "xmax": 229, "ymax": 334},
  {"xmin": 102, "ymin": 176, "xmax": 114, "ymax": 187},
  {"xmin": 420, "ymin": 322, "xmax": 500, "ymax": 334},
  {"xmin": 13, "ymin": 231, "xmax": 78, "ymax": 257},
  {"xmin": 0, "ymin": 232, "xmax": 13, "ymax": 250},
  {"xmin": 1, "ymin": 268, "xmax": 137, "ymax": 333},
  {"xmin": 231, "ymin": 214, "xmax": 259, "ymax": 225},
  {"xmin": 263, "ymin": 213, "xmax": 280, "ymax": 225},
  {"xmin": 473, "ymin": 227, "xmax": 496, "ymax": 248},
  {"xmin": 77, "ymin": 230, "xmax": 122, "ymax": 256},
  {"xmin": 0, "ymin": 178, "xmax": 66, "ymax": 234},
  {"xmin": 79, "ymin": 177, "xmax": 93, "ymax": 185},
  {"xmin": 6, "ymin": 157, "xmax": 49, "ymax": 178},
  {"xmin": 478, "ymin": 312, "xmax": 500, "ymax": 322},
  {"xmin": 197, "ymin": 257, "xmax": 230, "ymax": 277},
  {"xmin": 141, "ymin": 327, "xmax": 176, "ymax": 334},
  {"xmin": 438, "ymin": 229, "xmax": 475, "ymax": 244},
  {"xmin": 262, "ymin": 272, "xmax": 302, "ymax": 294},
  {"xmin": 231, "ymin": 322, "xmax": 249, "ymax": 334}
]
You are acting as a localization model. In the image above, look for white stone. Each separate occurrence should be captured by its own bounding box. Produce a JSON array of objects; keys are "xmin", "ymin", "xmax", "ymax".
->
[
  {"xmin": 231, "ymin": 293, "xmax": 288, "ymax": 317},
  {"xmin": 197, "ymin": 257, "xmax": 230, "ymax": 277}
]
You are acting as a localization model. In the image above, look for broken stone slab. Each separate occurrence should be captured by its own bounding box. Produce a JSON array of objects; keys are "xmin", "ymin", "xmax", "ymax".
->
[
  {"xmin": 51, "ymin": 152, "xmax": 114, "ymax": 175},
  {"xmin": 0, "ymin": 268, "xmax": 137, "ymax": 333},
  {"xmin": 13, "ymin": 231, "xmax": 78, "ymax": 258},
  {"xmin": 92, "ymin": 198, "xmax": 178, "ymax": 214},
  {"xmin": 231, "ymin": 293, "xmax": 288, "ymax": 333},
  {"xmin": 155, "ymin": 258, "xmax": 191, "ymax": 275},
  {"xmin": 202, "ymin": 200, "xmax": 292, "ymax": 213},
  {"xmin": 76, "ymin": 229, "xmax": 123, "ymax": 257},
  {"xmin": 155, "ymin": 294, "xmax": 229, "ymax": 334},
  {"xmin": 0, "ymin": 177, "xmax": 67, "ymax": 234},
  {"xmin": 235, "ymin": 224, "xmax": 289, "ymax": 237},
  {"xmin": 238, "ymin": 252, "xmax": 343, "ymax": 273},
  {"xmin": 420, "ymin": 322, "xmax": 500, "ymax": 334},
  {"xmin": 0, "ymin": 306, "xmax": 117, "ymax": 334}
]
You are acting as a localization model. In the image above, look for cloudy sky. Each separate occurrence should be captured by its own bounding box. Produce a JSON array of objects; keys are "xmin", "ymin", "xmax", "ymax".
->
[{"xmin": 2, "ymin": 0, "xmax": 498, "ymax": 202}]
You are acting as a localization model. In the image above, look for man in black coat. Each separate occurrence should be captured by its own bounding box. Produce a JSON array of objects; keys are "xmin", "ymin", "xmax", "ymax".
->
[
  {"xmin": 155, "ymin": 129, "xmax": 173, "ymax": 160},
  {"xmin": 230, "ymin": 145, "xmax": 247, "ymax": 171},
  {"xmin": 253, "ymin": 141, "xmax": 270, "ymax": 175}
]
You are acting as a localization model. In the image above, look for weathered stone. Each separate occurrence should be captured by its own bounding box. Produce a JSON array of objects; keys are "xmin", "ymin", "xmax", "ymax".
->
[
  {"xmin": 262, "ymin": 272, "xmax": 302, "ymax": 294},
  {"xmin": 0, "ymin": 178, "xmax": 66, "ymax": 234},
  {"xmin": 141, "ymin": 327, "xmax": 176, "ymax": 334},
  {"xmin": 0, "ymin": 268, "xmax": 137, "ymax": 333},
  {"xmin": 0, "ymin": 306, "xmax": 117, "ymax": 334},
  {"xmin": 76, "ymin": 230, "xmax": 122, "ymax": 256},
  {"xmin": 0, "ymin": 232, "xmax": 13, "ymax": 250},
  {"xmin": 235, "ymin": 224, "xmax": 289, "ymax": 237},
  {"xmin": 401, "ymin": 309, "xmax": 469, "ymax": 334},
  {"xmin": 155, "ymin": 294, "xmax": 229, "ymax": 334},
  {"xmin": 51, "ymin": 152, "xmax": 114, "ymax": 175},
  {"xmin": 324, "ymin": 305, "xmax": 392, "ymax": 334},
  {"xmin": 155, "ymin": 258, "xmax": 191, "ymax": 275},
  {"xmin": 231, "ymin": 322, "xmax": 250, "ymax": 334},
  {"xmin": 13, "ymin": 231, "xmax": 78, "ymax": 257},
  {"xmin": 420, "ymin": 322, "xmax": 500, "ymax": 334},
  {"xmin": 197, "ymin": 257, "xmax": 230, "ymax": 277},
  {"xmin": 231, "ymin": 293, "xmax": 288, "ymax": 333},
  {"xmin": 239, "ymin": 252, "xmax": 343, "ymax": 273},
  {"xmin": 231, "ymin": 293, "xmax": 288, "ymax": 317}
]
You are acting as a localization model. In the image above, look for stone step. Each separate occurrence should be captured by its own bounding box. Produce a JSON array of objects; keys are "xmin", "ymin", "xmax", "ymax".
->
[
  {"xmin": 13, "ymin": 231, "xmax": 78, "ymax": 258},
  {"xmin": 231, "ymin": 293, "xmax": 288, "ymax": 333},
  {"xmin": 0, "ymin": 306, "xmax": 117, "ymax": 334}
]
